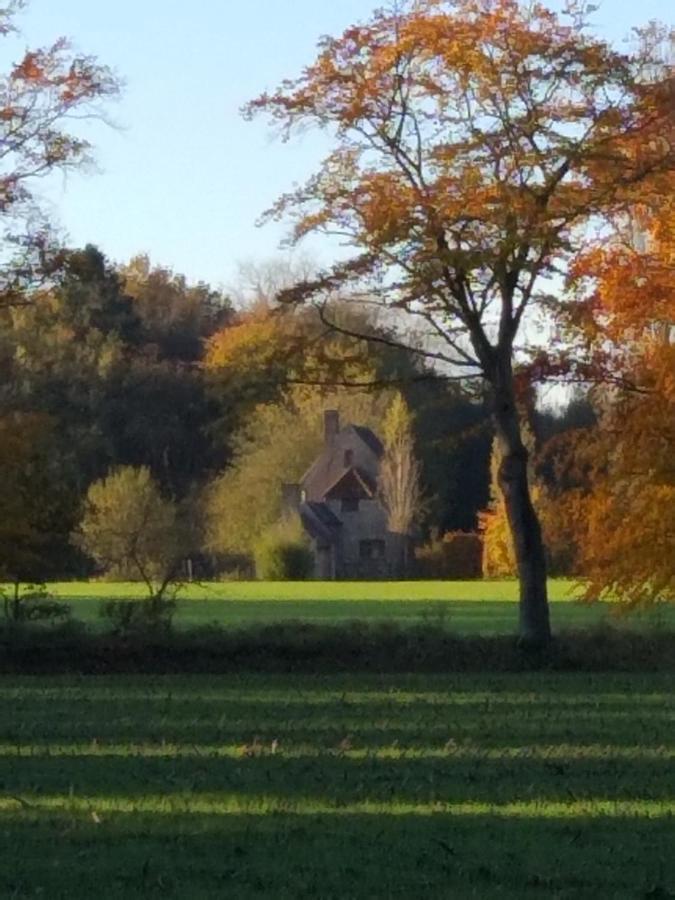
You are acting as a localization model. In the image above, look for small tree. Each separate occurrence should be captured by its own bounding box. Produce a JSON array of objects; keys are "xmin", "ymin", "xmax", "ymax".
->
[
  {"xmin": 378, "ymin": 393, "xmax": 423, "ymax": 576},
  {"xmin": 77, "ymin": 467, "xmax": 188, "ymax": 602}
]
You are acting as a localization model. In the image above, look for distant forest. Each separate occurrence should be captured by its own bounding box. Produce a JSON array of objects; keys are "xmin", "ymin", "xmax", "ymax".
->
[{"xmin": 0, "ymin": 244, "xmax": 595, "ymax": 582}]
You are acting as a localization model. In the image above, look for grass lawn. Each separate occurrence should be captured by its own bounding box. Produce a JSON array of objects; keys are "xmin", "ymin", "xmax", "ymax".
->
[
  {"xmin": 1, "ymin": 673, "xmax": 673, "ymax": 898},
  {"xmin": 41, "ymin": 579, "xmax": 673, "ymax": 634}
]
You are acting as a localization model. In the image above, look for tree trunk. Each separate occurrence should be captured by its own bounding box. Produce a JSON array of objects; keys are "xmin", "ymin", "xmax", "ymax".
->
[{"xmin": 491, "ymin": 368, "xmax": 551, "ymax": 648}]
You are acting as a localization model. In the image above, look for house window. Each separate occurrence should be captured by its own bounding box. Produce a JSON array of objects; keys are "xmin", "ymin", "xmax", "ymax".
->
[
  {"xmin": 342, "ymin": 497, "xmax": 359, "ymax": 513},
  {"xmin": 344, "ymin": 449, "xmax": 354, "ymax": 467},
  {"xmin": 360, "ymin": 539, "xmax": 386, "ymax": 560}
]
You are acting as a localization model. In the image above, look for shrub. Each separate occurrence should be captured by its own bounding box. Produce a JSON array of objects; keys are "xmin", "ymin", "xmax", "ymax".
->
[
  {"xmin": 100, "ymin": 598, "xmax": 176, "ymax": 636},
  {"xmin": 1, "ymin": 621, "xmax": 674, "ymax": 674},
  {"xmin": 415, "ymin": 531, "xmax": 483, "ymax": 579},
  {"xmin": 253, "ymin": 515, "xmax": 313, "ymax": 581},
  {"xmin": 1, "ymin": 584, "xmax": 71, "ymax": 624}
]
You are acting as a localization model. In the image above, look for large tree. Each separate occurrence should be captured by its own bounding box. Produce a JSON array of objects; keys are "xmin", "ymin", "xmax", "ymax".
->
[
  {"xmin": 3, "ymin": 245, "xmax": 224, "ymax": 492},
  {"xmin": 0, "ymin": 412, "xmax": 78, "ymax": 588},
  {"xmin": 246, "ymin": 0, "xmax": 673, "ymax": 645}
]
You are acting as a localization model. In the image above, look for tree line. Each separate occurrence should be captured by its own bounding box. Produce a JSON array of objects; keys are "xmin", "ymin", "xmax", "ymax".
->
[{"xmin": 0, "ymin": 238, "xmax": 619, "ymax": 595}]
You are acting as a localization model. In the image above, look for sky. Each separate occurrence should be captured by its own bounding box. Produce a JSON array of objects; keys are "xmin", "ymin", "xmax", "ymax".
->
[{"xmin": 7, "ymin": 0, "xmax": 674, "ymax": 290}]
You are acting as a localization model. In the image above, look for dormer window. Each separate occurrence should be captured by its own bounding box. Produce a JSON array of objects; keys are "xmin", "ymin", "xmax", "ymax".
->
[{"xmin": 344, "ymin": 449, "xmax": 354, "ymax": 467}]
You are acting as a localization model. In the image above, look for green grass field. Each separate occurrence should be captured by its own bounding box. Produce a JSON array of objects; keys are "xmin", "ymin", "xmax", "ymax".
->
[
  {"xmin": 1, "ymin": 673, "xmax": 673, "ymax": 898},
  {"xmin": 38, "ymin": 579, "xmax": 674, "ymax": 635}
]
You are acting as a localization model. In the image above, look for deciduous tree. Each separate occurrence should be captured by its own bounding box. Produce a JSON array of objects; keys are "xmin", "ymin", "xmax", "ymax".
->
[
  {"xmin": 560, "ymin": 179, "xmax": 675, "ymax": 607},
  {"xmin": 0, "ymin": 411, "xmax": 75, "ymax": 589},
  {"xmin": 246, "ymin": 0, "xmax": 673, "ymax": 645},
  {"xmin": 378, "ymin": 392, "xmax": 423, "ymax": 575},
  {"xmin": 76, "ymin": 466, "xmax": 190, "ymax": 601},
  {"xmin": 121, "ymin": 255, "xmax": 231, "ymax": 361}
]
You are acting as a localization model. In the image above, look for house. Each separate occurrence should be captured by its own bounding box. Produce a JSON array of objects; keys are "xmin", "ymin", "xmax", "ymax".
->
[{"xmin": 282, "ymin": 410, "xmax": 397, "ymax": 579}]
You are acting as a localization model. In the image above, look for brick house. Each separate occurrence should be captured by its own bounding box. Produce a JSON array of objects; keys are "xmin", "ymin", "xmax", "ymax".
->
[{"xmin": 282, "ymin": 410, "xmax": 396, "ymax": 579}]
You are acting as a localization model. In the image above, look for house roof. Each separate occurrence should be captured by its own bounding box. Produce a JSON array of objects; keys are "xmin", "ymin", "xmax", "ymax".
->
[
  {"xmin": 300, "ymin": 501, "xmax": 342, "ymax": 544},
  {"xmin": 324, "ymin": 466, "xmax": 377, "ymax": 500},
  {"xmin": 350, "ymin": 425, "xmax": 383, "ymax": 456},
  {"xmin": 301, "ymin": 423, "xmax": 383, "ymax": 501}
]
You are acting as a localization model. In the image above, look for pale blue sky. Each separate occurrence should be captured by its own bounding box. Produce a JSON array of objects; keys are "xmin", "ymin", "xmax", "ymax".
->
[{"xmin": 9, "ymin": 0, "xmax": 674, "ymax": 288}]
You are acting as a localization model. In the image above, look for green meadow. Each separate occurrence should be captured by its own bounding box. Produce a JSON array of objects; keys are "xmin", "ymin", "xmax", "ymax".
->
[
  {"xmin": 3, "ymin": 585, "xmax": 674, "ymax": 895},
  {"xmin": 1, "ymin": 673, "xmax": 673, "ymax": 898},
  {"xmin": 41, "ymin": 579, "xmax": 673, "ymax": 634}
]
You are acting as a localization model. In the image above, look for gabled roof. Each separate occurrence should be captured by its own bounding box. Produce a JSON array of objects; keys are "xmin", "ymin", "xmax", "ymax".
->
[
  {"xmin": 300, "ymin": 501, "xmax": 342, "ymax": 544},
  {"xmin": 301, "ymin": 423, "xmax": 383, "ymax": 501},
  {"xmin": 324, "ymin": 466, "xmax": 377, "ymax": 500},
  {"xmin": 306, "ymin": 501, "xmax": 342, "ymax": 528}
]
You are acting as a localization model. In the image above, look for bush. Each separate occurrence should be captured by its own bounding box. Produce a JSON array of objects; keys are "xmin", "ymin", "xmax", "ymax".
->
[
  {"xmin": 415, "ymin": 531, "xmax": 483, "ymax": 579},
  {"xmin": 100, "ymin": 598, "xmax": 176, "ymax": 636},
  {"xmin": 254, "ymin": 516, "xmax": 314, "ymax": 581},
  {"xmin": 1, "ymin": 584, "xmax": 71, "ymax": 623}
]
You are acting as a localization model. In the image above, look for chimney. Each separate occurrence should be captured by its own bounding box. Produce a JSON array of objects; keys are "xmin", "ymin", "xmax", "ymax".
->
[
  {"xmin": 281, "ymin": 483, "xmax": 301, "ymax": 516},
  {"xmin": 324, "ymin": 409, "xmax": 340, "ymax": 446}
]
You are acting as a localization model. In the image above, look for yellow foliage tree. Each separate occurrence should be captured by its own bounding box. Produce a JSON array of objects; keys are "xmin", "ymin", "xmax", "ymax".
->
[
  {"xmin": 480, "ymin": 422, "xmax": 572, "ymax": 578},
  {"xmin": 479, "ymin": 442, "xmax": 517, "ymax": 577},
  {"xmin": 378, "ymin": 393, "xmax": 423, "ymax": 576}
]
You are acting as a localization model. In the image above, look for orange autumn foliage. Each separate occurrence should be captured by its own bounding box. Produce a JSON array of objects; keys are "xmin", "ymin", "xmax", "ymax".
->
[{"xmin": 563, "ymin": 179, "xmax": 675, "ymax": 607}]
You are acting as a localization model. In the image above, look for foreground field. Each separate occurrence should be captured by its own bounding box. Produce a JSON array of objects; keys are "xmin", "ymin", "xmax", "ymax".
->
[
  {"xmin": 1, "ymin": 674, "xmax": 673, "ymax": 898},
  {"xmin": 44, "ymin": 580, "xmax": 674, "ymax": 634}
]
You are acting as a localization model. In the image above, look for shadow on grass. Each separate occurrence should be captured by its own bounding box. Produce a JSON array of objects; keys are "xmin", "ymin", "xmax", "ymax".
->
[
  {"xmin": 2, "ymin": 752, "xmax": 674, "ymax": 803},
  {"xmin": 1, "ymin": 810, "xmax": 673, "ymax": 899},
  {"xmin": 1, "ymin": 674, "xmax": 672, "ymax": 897}
]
